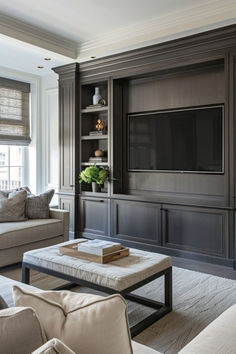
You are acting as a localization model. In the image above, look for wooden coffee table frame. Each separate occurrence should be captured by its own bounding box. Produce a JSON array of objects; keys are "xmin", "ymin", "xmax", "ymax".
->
[{"xmin": 22, "ymin": 262, "xmax": 172, "ymax": 337}]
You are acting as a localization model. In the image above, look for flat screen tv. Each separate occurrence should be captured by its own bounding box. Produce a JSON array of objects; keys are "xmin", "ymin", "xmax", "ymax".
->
[{"xmin": 128, "ymin": 105, "xmax": 223, "ymax": 173}]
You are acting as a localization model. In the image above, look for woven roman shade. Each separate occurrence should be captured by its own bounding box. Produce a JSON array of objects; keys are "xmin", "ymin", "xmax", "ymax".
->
[{"xmin": 0, "ymin": 77, "xmax": 31, "ymax": 145}]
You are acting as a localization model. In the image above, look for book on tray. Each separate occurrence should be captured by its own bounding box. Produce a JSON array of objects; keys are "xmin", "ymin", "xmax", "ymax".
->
[{"xmin": 77, "ymin": 239, "xmax": 122, "ymax": 256}]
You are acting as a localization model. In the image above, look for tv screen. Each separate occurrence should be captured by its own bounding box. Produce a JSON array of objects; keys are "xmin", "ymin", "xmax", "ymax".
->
[{"xmin": 128, "ymin": 106, "xmax": 223, "ymax": 173}]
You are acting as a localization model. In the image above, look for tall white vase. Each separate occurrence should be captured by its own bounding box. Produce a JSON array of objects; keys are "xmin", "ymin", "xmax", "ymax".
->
[{"xmin": 93, "ymin": 87, "xmax": 102, "ymax": 105}]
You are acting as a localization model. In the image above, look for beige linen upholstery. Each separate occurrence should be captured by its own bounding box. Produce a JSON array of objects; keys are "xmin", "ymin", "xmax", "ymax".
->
[
  {"xmin": 0, "ymin": 209, "xmax": 69, "ymax": 267},
  {"xmin": 179, "ymin": 304, "xmax": 236, "ymax": 354},
  {"xmin": 23, "ymin": 239, "xmax": 171, "ymax": 291},
  {"xmin": 132, "ymin": 341, "xmax": 161, "ymax": 354},
  {"xmin": 0, "ymin": 307, "xmax": 46, "ymax": 354},
  {"xmin": 0, "ymin": 219, "xmax": 64, "ymax": 248},
  {"xmin": 0, "ymin": 275, "xmax": 39, "ymax": 307},
  {"xmin": 0, "ymin": 190, "xmax": 27, "ymax": 222},
  {"xmin": 32, "ymin": 338, "xmax": 76, "ymax": 354},
  {"xmin": 13, "ymin": 286, "xmax": 133, "ymax": 354},
  {"xmin": 50, "ymin": 208, "xmax": 69, "ymax": 242}
]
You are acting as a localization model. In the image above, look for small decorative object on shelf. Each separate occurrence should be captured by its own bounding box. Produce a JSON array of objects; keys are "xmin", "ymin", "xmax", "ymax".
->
[
  {"xmin": 79, "ymin": 165, "xmax": 108, "ymax": 193},
  {"xmin": 89, "ymin": 119, "xmax": 106, "ymax": 136},
  {"xmin": 96, "ymin": 119, "xmax": 105, "ymax": 131},
  {"xmin": 85, "ymin": 88, "xmax": 107, "ymax": 109},
  {"xmin": 94, "ymin": 149, "xmax": 104, "ymax": 157},
  {"xmin": 93, "ymin": 87, "xmax": 102, "ymax": 105}
]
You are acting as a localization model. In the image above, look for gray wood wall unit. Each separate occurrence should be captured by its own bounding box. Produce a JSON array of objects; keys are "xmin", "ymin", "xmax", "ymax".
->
[{"xmin": 53, "ymin": 25, "xmax": 236, "ymax": 271}]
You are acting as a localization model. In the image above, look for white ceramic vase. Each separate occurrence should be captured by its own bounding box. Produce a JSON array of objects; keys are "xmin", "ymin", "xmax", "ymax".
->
[{"xmin": 93, "ymin": 87, "xmax": 102, "ymax": 105}]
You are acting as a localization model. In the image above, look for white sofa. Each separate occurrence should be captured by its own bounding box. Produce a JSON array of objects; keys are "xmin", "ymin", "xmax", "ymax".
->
[
  {"xmin": 0, "ymin": 275, "xmax": 236, "ymax": 354},
  {"xmin": 0, "ymin": 209, "xmax": 69, "ymax": 268}
]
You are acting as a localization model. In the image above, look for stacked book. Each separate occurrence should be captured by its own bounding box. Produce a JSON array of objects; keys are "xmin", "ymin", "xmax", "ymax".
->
[
  {"xmin": 86, "ymin": 104, "xmax": 105, "ymax": 109},
  {"xmin": 89, "ymin": 157, "xmax": 107, "ymax": 163},
  {"xmin": 89, "ymin": 131, "xmax": 106, "ymax": 136},
  {"xmin": 77, "ymin": 239, "xmax": 121, "ymax": 256}
]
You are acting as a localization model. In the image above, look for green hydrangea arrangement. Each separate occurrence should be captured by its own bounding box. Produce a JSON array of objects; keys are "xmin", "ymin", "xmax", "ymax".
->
[{"xmin": 79, "ymin": 165, "xmax": 108, "ymax": 185}]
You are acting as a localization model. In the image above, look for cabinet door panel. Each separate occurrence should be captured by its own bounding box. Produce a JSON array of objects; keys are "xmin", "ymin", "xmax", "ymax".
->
[
  {"xmin": 59, "ymin": 195, "xmax": 75, "ymax": 234},
  {"xmin": 80, "ymin": 198, "xmax": 108, "ymax": 237},
  {"xmin": 112, "ymin": 200, "xmax": 161, "ymax": 245},
  {"xmin": 59, "ymin": 80, "xmax": 75, "ymax": 192},
  {"xmin": 163, "ymin": 206, "xmax": 228, "ymax": 257}
]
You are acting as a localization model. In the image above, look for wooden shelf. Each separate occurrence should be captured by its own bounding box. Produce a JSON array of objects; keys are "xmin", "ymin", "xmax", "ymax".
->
[
  {"xmin": 81, "ymin": 162, "xmax": 108, "ymax": 166},
  {"xmin": 81, "ymin": 135, "xmax": 108, "ymax": 140},
  {"xmin": 81, "ymin": 106, "xmax": 108, "ymax": 114}
]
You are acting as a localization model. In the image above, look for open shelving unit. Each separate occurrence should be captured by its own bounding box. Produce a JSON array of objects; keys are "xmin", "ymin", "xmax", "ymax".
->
[{"xmin": 80, "ymin": 80, "xmax": 110, "ymax": 194}]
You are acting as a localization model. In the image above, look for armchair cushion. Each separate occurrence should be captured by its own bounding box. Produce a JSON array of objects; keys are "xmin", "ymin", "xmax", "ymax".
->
[
  {"xmin": 0, "ymin": 307, "xmax": 46, "ymax": 354},
  {"xmin": 13, "ymin": 286, "xmax": 133, "ymax": 354}
]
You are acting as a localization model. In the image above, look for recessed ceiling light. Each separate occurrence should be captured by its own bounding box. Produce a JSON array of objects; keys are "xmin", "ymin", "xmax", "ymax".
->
[
  {"xmin": 90, "ymin": 56, "xmax": 96, "ymax": 59},
  {"xmin": 44, "ymin": 57, "xmax": 51, "ymax": 61},
  {"xmin": 37, "ymin": 66, "xmax": 44, "ymax": 69}
]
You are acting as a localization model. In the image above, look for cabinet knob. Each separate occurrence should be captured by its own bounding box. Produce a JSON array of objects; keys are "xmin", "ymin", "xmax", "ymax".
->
[{"xmin": 70, "ymin": 184, "xmax": 75, "ymax": 187}]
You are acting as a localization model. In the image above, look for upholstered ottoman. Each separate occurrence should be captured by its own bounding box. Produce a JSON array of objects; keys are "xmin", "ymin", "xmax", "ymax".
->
[{"xmin": 22, "ymin": 239, "xmax": 172, "ymax": 337}]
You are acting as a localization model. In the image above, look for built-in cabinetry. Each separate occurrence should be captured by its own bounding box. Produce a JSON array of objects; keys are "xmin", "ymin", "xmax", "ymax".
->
[{"xmin": 53, "ymin": 25, "xmax": 236, "ymax": 269}]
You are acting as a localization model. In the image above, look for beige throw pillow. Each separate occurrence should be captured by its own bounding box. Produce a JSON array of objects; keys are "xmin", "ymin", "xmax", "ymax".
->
[
  {"xmin": 0, "ymin": 190, "xmax": 27, "ymax": 222},
  {"xmin": 0, "ymin": 307, "xmax": 46, "ymax": 354},
  {"xmin": 13, "ymin": 286, "xmax": 133, "ymax": 354},
  {"xmin": 26, "ymin": 189, "xmax": 55, "ymax": 219},
  {"xmin": 32, "ymin": 338, "xmax": 76, "ymax": 354}
]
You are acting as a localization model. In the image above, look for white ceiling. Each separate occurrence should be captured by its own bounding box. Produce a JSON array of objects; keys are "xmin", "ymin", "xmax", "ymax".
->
[{"xmin": 0, "ymin": 0, "xmax": 236, "ymax": 76}]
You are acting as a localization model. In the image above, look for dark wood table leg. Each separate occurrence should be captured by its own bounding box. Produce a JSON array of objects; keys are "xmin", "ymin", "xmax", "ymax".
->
[
  {"xmin": 22, "ymin": 263, "xmax": 30, "ymax": 284},
  {"xmin": 165, "ymin": 266, "xmax": 172, "ymax": 309}
]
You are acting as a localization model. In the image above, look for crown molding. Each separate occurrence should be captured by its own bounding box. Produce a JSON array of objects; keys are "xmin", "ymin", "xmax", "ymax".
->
[
  {"xmin": 0, "ymin": 13, "xmax": 78, "ymax": 59},
  {"xmin": 78, "ymin": 0, "xmax": 236, "ymax": 60}
]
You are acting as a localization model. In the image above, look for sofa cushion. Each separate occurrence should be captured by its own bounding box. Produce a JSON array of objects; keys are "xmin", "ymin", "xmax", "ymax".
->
[
  {"xmin": 32, "ymin": 338, "xmax": 76, "ymax": 354},
  {"xmin": 0, "ymin": 219, "xmax": 63, "ymax": 250},
  {"xmin": 178, "ymin": 304, "xmax": 236, "ymax": 354},
  {"xmin": 132, "ymin": 341, "xmax": 161, "ymax": 354},
  {"xmin": 13, "ymin": 286, "xmax": 133, "ymax": 354},
  {"xmin": 0, "ymin": 307, "xmax": 46, "ymax": 354},
  {"xmin": 0, "ymin": 190, "xmax": 27, "ymax": 222},
  {"xmin": 26, "ymin": 189, "xmax": 55, "ymax": 219}
]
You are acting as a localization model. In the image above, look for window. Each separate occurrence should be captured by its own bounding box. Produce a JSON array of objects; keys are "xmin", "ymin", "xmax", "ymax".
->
[
  {"xmin": 0, "ymin": 77, "xmax": 30, "ymax": 190},
  {"xmin": 0, "ymin": 145, "xmax": 27, "ymax": 190}
]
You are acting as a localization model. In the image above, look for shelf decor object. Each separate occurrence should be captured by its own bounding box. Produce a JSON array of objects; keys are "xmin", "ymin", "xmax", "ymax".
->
[
  {"xmin": 93, "ymin": 87, "xmax": 102, "ymax": 105},
  {"xmin": 79, "ymin": 165, "xmax": 108, "ymax": 192}
]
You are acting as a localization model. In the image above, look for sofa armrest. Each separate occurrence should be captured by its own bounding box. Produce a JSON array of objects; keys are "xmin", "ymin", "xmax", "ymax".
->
[
  {"xmin": 32, "ymin": 338, "xmax": 76, "ymax": 354},
  {"xmin": 49, "ymin": 209, "xmax": 69, "ymax": 241}
]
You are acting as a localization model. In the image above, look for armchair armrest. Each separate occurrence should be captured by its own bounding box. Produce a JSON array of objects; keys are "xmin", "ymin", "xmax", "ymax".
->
[
  {"xmin": 32, "ymin": 338, "xmax": 76, "ymax": 354},
  {"xmin": 49, "ymin": 209, "xmax": 69, "ymax": 241}
]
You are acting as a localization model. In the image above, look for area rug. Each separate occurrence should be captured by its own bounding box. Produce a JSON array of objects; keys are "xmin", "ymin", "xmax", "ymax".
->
[
  {"xmin": 72, "ymin": 267, "xmax": 236, "ymax": 354},
  {"xmin": 1, "ymin": 266, "xmax": 236, "ymax": 353}
]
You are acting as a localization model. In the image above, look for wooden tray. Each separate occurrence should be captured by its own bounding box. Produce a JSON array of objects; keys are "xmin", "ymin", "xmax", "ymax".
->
[{"xmin": 59, "ymin": 241, "xmax": 129, "ymax": 264}]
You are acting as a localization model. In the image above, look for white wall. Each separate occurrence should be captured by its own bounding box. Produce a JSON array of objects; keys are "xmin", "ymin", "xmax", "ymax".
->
[
  {"xmin": 40, "ymin": 74, "xmax": 59, "ymax": 205},
  {"xmin": 0, "ymin": 66, "xmax": 41, "ymax": 194},
  {"xmin": 0, "ymin": 66, "xmax": 59, "ymax": 201}
]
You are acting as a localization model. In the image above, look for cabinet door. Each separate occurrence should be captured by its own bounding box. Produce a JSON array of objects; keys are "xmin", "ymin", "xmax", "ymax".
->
[
  {"xmin": 59, "ymin": 79, "xmax": 76, "ymax": 193},
  {"xmin": 59, "ymin": 195, "xmax": 75, "ymax": 234},
  {"xmin": 162, "ymin": 205, "xmax": 228, "ymax": 257},
  {"xmin": 112, "ymin": 200, "xmax": 161, "ymax": 245},
  {"xmin": 80, "ymin": 197, "xmax": 108, "ymax": 237}
]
